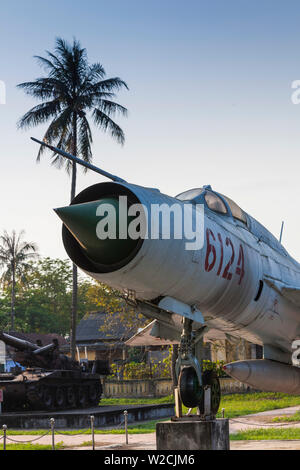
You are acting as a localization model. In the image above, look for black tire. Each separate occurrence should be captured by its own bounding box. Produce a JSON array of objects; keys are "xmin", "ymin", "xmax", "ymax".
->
[
  {"xmin": 203, "ymin": 370, "xmax": 221, "ymax": 416},
  {"xmin": 179, "ymin": 366, "xmax": 203, "ymax": 408}
]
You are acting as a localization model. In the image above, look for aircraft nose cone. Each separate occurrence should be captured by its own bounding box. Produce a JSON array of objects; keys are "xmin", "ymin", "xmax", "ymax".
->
[{"xmin": 55, "ymin": 197, "xmax": 139, "ymax": 266}]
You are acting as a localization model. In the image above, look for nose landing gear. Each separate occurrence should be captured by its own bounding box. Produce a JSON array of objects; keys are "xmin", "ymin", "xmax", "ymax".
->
[{"xmin": 176, "ymin": 318, "xmax": 221, "ymax": 418}]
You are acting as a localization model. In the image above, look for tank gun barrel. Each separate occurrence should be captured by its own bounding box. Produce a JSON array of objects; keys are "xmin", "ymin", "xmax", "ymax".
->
[
  {"xmin": 32, "ymin": 343, "xmax": 56, "ymax": 356},
  {"xmin": 0, "ymin": 331, "xmax": 39, "ymax": 352}
]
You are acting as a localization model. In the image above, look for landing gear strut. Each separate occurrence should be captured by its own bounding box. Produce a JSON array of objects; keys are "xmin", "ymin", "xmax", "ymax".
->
[{"xmin": 176, "ymin": 318, "xmax": 221, "ymax": 417}]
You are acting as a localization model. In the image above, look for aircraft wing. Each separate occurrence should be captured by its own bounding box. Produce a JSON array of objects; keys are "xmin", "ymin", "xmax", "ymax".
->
[
  {"xmin": 264, "ymin": 277, "xmax": 300, "ymax": 308},
  {"xmin": 125, "ymin": 320, "xmax": 228, "ymax": 347}
]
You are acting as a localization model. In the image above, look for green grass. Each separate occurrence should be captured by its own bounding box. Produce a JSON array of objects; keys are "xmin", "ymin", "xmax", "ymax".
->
[
  {"xmin": 0, "ymin": 442, "xmax": 64, "ymax": 450},
  {"xmin": 0, "ymin": 421, "xmax": 160, "ymax": 436},
  {"xmin": 272, "ymin": 411, "xmax": 300, "ymax": 423},
  {"xmin": 215, "ymin": 392, "xmax": 300, "ymax": 419},
  {"xmin": 101, "ymin": 392, "xmax": 300, "ymax": 419},
  {"xmin": 76, "ymin": 441, "xmax": 94, "ymax": 448},
  {"xmin": 95, "ymin": 420, "xmax": 160, "ymax": 434},
  {"xmin": 100, "ymin": 396, "xmax": 173, "ymax": 406},
  {"xmin": 2, "ymin": 429, "xmax": 89, "ymax": 436},
  {"xmin": 230, "ymin": 428, "xmax": 300, "ymax": 441}
]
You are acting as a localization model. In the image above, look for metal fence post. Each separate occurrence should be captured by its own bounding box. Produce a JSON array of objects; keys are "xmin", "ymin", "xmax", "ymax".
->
[
  {"xmin": 2, "ymin": 425, "xmax": 7, "ymax": 451},
  {"xmin": 124, "ymin": 410, "xmax": 128, "ymax": 445},
  {"xmin": 90, "ymin": 415, "xmax": 95, "ymax": 451},
  {"xmin": 50, "ymin": 418, "xmax": 55, "ymax": 450},
  {"xmin": 222, "ymin": 408, "xmax": 225, "ymax": 419}
]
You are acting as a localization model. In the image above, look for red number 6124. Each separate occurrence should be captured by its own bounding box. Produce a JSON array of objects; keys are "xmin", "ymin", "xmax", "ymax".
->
[{"xmin": 205, "ymin": 229, "xmax": 245, "ymax": 285}]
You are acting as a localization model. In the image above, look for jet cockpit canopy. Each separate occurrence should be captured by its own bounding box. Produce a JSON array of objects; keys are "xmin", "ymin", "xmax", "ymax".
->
[
  {"xmin": 176, "ymin": 187, "xmax": 247, "ymax": 224},
  {"xmin": 176, "ymin": 187, "xmax": 290, "ymax": 259}
]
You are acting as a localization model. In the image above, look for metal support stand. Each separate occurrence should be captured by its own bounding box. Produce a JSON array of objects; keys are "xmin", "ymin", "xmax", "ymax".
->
[
  {"xmin": 50, "ymin": 418, "xmax": 55, "ymax": 451},
  {"xmin": 204, "ymin": 387, "xmax": 211, "ymax": 418},
  {"xmin": 90, "ymin": 415, "xmax": 95, "ymax": 450},
  {"xmin": 2, "ymin": 424, "xmax": 6, "ymax": 451},
  {"xmin": 175, "ymin": 318, "xmax": 206, "ymax": 388},
  {"xmin": 124, "ymin": 410, "xmax": 128, "ymax": 445},
  {"xmin": 174, "ymin": 387, "xmax": 182, "ymax": 418}
]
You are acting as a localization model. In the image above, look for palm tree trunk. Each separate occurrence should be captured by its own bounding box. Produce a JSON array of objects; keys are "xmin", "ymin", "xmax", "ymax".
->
[
  {"xmin": 11, "ymin": 261, "xmax": 16, "ymax": 331},
  {"xmin": 70, "ymin": 112, "xmax": 78, "ymax": 361}
]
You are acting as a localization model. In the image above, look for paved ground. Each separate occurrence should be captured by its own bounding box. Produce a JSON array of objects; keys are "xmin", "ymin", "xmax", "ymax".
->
[
  {"xmin": 3, "ymin": 432, "xmax": 155, "ymax": 450},
  {"xmin": 5, "ymin": 405, "xmax": 300, "ymax": 450},
  {"xmin": 229, "ymin": 405, "xmax": 300, "ymax": 432},
  {"xmin": 230, "ymin": 440, "xmax": 300, "ymax": 450},
  {"xmin": 7, "ymin": 432, "xmax": 300, "ymax": 451}
]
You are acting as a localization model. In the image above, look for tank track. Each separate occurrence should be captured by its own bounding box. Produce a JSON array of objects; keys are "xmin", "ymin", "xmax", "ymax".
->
[{"xmin": 24, "ymin": 381, "xmax": 103, "ymax": 411}]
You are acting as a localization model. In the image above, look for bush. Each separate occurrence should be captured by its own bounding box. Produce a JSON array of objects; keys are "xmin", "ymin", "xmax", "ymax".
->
[
  {"xmin": 203, "ymin": 360, "xmax": 227, "ymax": 377},
  {"xmin": 108, "ymin": 358, "xmax": 226, "ymax": 380},
  {"xmin": 108, "ymin": 360, "xmax": 171, "ymax": 380}
]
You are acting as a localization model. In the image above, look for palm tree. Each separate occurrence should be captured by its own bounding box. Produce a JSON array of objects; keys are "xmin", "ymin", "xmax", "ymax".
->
[
  {"xmin": 0, "ymin": 230, "xmax": 38, "ymax": 330},
  {"xmin": 17, "ymin": 38, "xmax": 128, "ymax": 359}
]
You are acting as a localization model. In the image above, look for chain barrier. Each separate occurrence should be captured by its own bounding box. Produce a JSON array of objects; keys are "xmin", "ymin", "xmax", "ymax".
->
[
  {"xmin": 5, "ymin": 430, "xmax": 51, "ymax": 444},
  {"xmin": 114, "ymin": 416, "xmax": 126, "ymax": 429},
  {"xmin": 54, "ymin": 415, "xmax": 97, "ymax": 436},
  {"xmin": 230, "ymin": 417, "xmax": 300, "ymax": 428},
  {"xmin": 0, "ymin": 410, "xmax": 130, "ymax": 449},
  {"xmin": 46, "ymin": 412, "xmax": 129, "ymax": 450},
  {"xmin": 1, "ymin": 408, "xmax": 299, "ymax": 451}
]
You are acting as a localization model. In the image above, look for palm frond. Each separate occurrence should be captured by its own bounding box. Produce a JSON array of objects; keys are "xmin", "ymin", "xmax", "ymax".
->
[
  {"xmin": 93, "ymin": 108, "xmax": 125, "ymax": 145},
  {"xmin": 96, "ymin": 99, "xmax": 128, "ymax": 117},
  {"xmin": 92, "ymin": 77, "xmax": 129, "ymax": 93},
  {"xmin": 17, "ymin": 78, "xmax": 70, "ymax": 101},
  {"xmin": 17, "ymin": 37, "xmax": 128, "ymax": 174},
  {"xmin": 0, "ymin": 231, "xmax": 39, "ymax": 288},
  {"xmin": 38, "ymin": 109, "xmax": 72, "ymax": 164},
  {"xmin": 17, "ymin": 100, "xmax": 62, "ymax": 130},
  {"xmin": 78, "ymin": 116, "xmax": 93, "ymax": 165}
]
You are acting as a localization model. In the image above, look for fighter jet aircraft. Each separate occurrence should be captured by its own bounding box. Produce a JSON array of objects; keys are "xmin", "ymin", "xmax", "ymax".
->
[{"xmin": 32, "ymin": 137, "xmax": 300, "ymax": 414}]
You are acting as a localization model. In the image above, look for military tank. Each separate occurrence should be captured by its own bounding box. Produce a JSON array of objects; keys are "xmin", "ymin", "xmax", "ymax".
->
[{"xmin": 0, "ymin": 331, "xmax": 110, "ymax": 411}]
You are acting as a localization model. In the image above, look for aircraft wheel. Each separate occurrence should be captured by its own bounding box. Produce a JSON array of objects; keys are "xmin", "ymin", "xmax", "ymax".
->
[
  {"xmin": 179, "ymin": 366, "xmax": 204, "ymax": 408},
  {"xmin": 203, "ymin": 370, "xmax": 221, "ymax": 416}
]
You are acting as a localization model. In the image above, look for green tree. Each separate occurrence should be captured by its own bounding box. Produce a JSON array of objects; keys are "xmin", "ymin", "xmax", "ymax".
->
[
  {"xmin": 17, "ymin": 38, "xmax": 128, "ymax": 358},
  {"xmin": 0, "ymin": 230, "xmax": 38, "ymax": 330},
  {"xmin": 0, "ymin": 258, "xmax": 99, "ymax": 335},
  {"xmin": 85, "ymin": 282, "xmax": 148, "ymax": 338}
]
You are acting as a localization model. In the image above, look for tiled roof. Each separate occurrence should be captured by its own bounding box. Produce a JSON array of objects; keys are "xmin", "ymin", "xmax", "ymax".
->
[{"xmin": 76, "ymin": 311, "xmax": 131, "ymax": 342}]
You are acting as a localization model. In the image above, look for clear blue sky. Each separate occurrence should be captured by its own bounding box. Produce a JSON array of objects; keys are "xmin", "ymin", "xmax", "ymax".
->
[{"xmin": 1, "ymin": 0, "xmax": 300, "ymax": 260}]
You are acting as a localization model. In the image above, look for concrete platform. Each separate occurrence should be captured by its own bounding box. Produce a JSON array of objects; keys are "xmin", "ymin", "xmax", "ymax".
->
[
  {"xmin": 0, "ymin": 403, "xmax": 174, "ymax": 429},
  {"xmin": 157, "ymin": 418, "xmax": 230, "ymax": 450}
]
